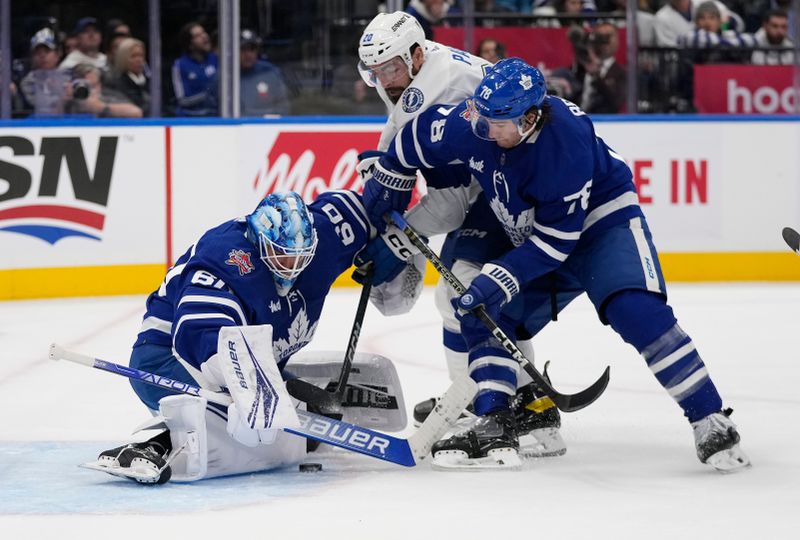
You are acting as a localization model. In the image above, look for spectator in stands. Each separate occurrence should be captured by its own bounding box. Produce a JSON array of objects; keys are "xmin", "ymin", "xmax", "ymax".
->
[
  {"xmin": 752, "ymin": 9, "xmax": 795, "ymax": 65},
  {"xmin": 107, "ymin": 38, "xmax": 150, "ymax": 115},
  {"xmin": 172, "ymin": 22, "xmax": 218, "ymax": 116},
  {"xmin": 532, "ymin": 0, "xmax": 593, "ymax": 28},
  {"xmin": 64, "ymin": 63, "xmax": 142, "ymax": 118},
  {"xmin": 59, "ymin": 18, "xmax": 108, "ymax": 72},
  {"xmin": 406, "ymin": 0, "xmax": 450, "ymax": 39},
  {"xmin": 60, "ymin": 33, "xmax": 78, "ymax": 60},
  {"xmin": 476, "ymin": 38, "xmax": 506, "ymax": 63},
  {"xmin": 207, "ymin": 29, "xmax": 290, "ymax": 117},
  {"xmin": 105, "ymin": 19, "xmax": 131, "ymax": 48},
  {"xmin": 580, "ymin": 22, "xmax": 627, "ymax": 113},
  {"xmin": 19, "ymin": 28, "xmax": 70, "ymax": 116},
  {"xmin": 607, "ymin": 0, "xmax": 658, "ymax": 46},
  {"xmin": 104, "ymin": 20, "xmax": 132, "ymax": 74},
  {"xmin": 678, "ymin": 1, "xmax": 755, "ymax": 63},
  {"xmin": 550, "ymin": 22, "xmax": 627, "ymax": 113},
  {"xmin": 772, "ymin": 0, "xmax": 796, "ymax": 40},
  {"xmin": 655, "ymin": 0, "xmax": 695, "ymax": 46}
]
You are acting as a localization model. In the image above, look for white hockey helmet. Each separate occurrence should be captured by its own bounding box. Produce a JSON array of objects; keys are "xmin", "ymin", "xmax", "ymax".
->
[{"xmin": 358, "ymin": 11, "xmax": 425, "ymax": 86}]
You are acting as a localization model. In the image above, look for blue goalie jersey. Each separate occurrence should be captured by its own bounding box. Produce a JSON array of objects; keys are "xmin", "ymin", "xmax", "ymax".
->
[
  {"xmin": 134, "ymin": 190, "xmax": 374, "ymax": 373},
  {"xmin": 382, "ymin": 95, "xmax": 643, "ymax": 285}
]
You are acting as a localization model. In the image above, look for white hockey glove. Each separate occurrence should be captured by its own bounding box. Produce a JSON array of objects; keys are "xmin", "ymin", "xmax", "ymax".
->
[{"xmin": 203, "ymin": 325, "xmax": 300, "ymax": 447}]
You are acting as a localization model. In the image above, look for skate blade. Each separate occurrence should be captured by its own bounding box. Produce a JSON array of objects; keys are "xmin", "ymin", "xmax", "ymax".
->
[
  {"xmin": 706, "ymin": 444, "xmax": 751, "ymax": 473},
  {"xmin": 80, "ymin": 461, "xmax": 162, "ymax": 483},
  {"xmin": 431, "ymin": 447, "xmax": 522, "ymax": 471},
  {"xmin": 519, "ymin": 427, "xmax": 567, "ymax": 458}
]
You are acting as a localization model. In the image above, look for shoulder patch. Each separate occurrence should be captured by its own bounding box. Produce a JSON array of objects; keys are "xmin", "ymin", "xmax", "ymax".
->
[
  {"xmin": 225, "ymin": 249, "xmax": 255, "ymax": 276},
  {"xmin": 402, "ymin": 87, "xmax": 425, "ymax": 113}
]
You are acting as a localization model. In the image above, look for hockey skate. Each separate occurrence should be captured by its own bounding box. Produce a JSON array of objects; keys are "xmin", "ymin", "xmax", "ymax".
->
[
  {"xmin": 431, "ymin": 409, "xmax": 521, "ymax": 470},
  {"xmin": 692, "ymin": 408, "xmax": 751, "ymax": 473},
  {"xmin": 512, "ymin": 383, "xmax": 566, "ymax": 458},
  {"xmin": 82, "ymin": 431, "xmax": 176, "ymax": 484}
]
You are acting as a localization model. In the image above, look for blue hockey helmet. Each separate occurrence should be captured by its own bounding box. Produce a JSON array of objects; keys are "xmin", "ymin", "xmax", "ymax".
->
[
  {"xmin": 469, "ymin": 58, "xmax": 547, "ymax": 141},
  {"xmin": 246, "ymin": 192, "xmax": 318, "ymax": 295}
]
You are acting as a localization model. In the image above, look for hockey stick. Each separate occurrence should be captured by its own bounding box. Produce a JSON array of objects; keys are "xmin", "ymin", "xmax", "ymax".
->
[
  {"xmin": 284, "ymin": 265, "xmax": 374, "ymax": 415},
  {"xmin": 389, "ymin": 211, "xmax": 610, "ymax": 413},
  {"xmin": 782, "ymin": 227, "xmax": 800, "ymax": 255},
  {"xmin": 49, "ymin": 343, "xmax": 476, "ymax": 467}
]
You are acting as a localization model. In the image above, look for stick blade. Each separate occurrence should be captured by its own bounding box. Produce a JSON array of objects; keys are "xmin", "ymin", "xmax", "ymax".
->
[
  {"xmin": 285, "ymin": 378, "xmax": 343, "ymax": 414},
  {"xmin": 782, "ymin": 227, "xmax": 800, "ymax": 254},
  {"xmin": 551, "ymin": 365, "xmax": 611, "ymax": 413}
]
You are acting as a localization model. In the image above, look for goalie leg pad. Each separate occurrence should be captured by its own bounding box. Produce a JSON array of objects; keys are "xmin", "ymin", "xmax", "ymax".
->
[{"xmin": 159, "ymin": 394, "xmax": 209, "ymax": 481}]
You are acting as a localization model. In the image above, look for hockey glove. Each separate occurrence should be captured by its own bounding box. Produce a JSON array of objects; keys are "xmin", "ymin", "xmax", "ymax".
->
[
  {"xmin": 355, "ymin": 150, "xmax": 384, "ymax": 184},
  {"xmin": 453, "ymin": 263, "xmax": 520, "ymax": 336},
  {"xmin": 354, "ymin": 224, "xmax": 422, "ymax": 285},
  {"xmin": 362, "ymin": 161, "xmax": 416, "ymax": 233}
]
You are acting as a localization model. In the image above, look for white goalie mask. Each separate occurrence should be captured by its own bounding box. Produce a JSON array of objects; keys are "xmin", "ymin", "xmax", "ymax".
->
[{"xmin": 357, "ymin": 11, "xmax": 425, "ymax": 88}]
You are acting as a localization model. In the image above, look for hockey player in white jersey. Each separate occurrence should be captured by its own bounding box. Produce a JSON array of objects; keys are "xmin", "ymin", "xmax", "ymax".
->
[{"xmin": 355, "ymin": 11, "xmax": 565, "ymax": 458}]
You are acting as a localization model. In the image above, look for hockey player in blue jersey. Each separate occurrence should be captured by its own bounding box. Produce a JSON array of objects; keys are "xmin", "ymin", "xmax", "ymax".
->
[
  {"xmin": 89, "ymin": 190, "xmax": 423, "ymax": 483},
  {"xmin": 360, "ymin": 58, "xmax": 750, "ymax": 472}
]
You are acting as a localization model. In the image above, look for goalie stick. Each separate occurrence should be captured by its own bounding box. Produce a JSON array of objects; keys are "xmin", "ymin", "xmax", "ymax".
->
[
  {"xmin": 388, "ymin": 211, "xmax": 610, "ymax": 413},
  {"xmin": 285, "ymin": 265, "xmax": 374, "ymax": 416},
  {"xmin": 782, "ymin": 227, "xmax": 800, "ymax": 255},
  {"xmin": 49, "ymin": 343, "xmax": 476, "ymax": 467}
]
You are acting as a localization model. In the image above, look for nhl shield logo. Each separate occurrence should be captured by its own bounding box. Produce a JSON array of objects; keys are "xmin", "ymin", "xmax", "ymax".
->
[
  {"xmin": 402, "ymin": 87, "xmax": 425, "ymax": 113},
  {"xmin": 226, "ymin": 249, "xmax": 255, "ymax": 276}
]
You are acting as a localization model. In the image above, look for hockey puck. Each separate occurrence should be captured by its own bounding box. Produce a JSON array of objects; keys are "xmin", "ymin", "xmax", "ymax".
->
[{"xmin": 299, "ymin": 462, "xmax": 322, "ymax": 472}]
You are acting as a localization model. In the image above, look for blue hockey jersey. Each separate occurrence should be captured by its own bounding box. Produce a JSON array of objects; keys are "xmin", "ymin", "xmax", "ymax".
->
[
  {"xmin": 134, "ymin": 190, "xmax": 374, "ymax": 374},
  {"xmin": 380, "ymin": 95, "xmax": 643, "ymax": 285}
]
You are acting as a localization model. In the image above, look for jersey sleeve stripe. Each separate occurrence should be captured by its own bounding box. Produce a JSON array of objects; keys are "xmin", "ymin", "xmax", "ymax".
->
[
  {"xmin": 173, "ymin": 312, "xmax": 236, "ymax": 338},
  {"xmin": 139, "ymin": 315, "xmax": 173, "ymax": 335},
  {"xmin": 394, "ymin": 124, "xmax": 412, "ymax": 169},
  {"xmin": 158, "ymin": 244, "xmax": 196, "ymax": 296},
  {"xmin": 178, "ymin": 294, "xmax": 247, "ymax": 325},
  {"xmin": 330, "ymin": 190, "xmax": 374, "ymax": 237},
  {"xmin": 533, "ymin": 221, "xmax": 582, "ymax": 240},
  {"xmin": 529, "ymin": 235, "xmax": 569, "ymax": 262},
  {"xmin": 411, "ymin": 115, "xmax": 433, "ymax": 169},
  {"xmin": 582, "ymin": 191, "xmax": 639, "ymax": 231}
]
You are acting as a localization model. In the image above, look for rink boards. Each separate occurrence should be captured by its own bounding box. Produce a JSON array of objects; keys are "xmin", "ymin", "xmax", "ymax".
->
[{"xmin": 0, "ymin": 116, "xmax": 798, "ymax": 299}]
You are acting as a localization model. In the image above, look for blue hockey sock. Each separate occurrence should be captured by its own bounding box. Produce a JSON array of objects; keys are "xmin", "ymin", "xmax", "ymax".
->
[
  {"xmin": 604, "ymin": 290, "xmax": 722, "ymax": 423},
  {"xmin": 467, "ymin": 338, "xmax": 518, "ymax": 416}
]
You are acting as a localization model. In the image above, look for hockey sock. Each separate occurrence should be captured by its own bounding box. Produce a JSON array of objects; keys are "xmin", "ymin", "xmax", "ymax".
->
[
  {"xmin": 604, "ymin": 290, "xmax": 722, "ymax": 423},
  {"xmin": 467, "ymin": 337, "xmax": 518, "ymax": 416}
]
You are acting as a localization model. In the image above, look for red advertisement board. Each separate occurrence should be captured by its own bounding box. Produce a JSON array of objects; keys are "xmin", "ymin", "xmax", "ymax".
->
[
  {"xmin": 433, "ymin": 26, "xmax": 627, "ymax": 70},
  {"xmin": 693, "ymin": 65, "xmax": 798, "ymax": 114}
]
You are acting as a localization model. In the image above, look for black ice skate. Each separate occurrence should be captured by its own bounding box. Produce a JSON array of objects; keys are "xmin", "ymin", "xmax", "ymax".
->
[
  {"xmin": 512, "ymin": 382, "xmax": 566, "ymax": 458},
  {"xmin": 82, "ymin": 431, "xmax": 174, "ymax": 484},
  {"xmin": 692, "ymin": 408, "xmax": 751, "ymax": 473},
  {"xmin": 431, "ymin": 409, "xmax": 521, "ymax": 470}
]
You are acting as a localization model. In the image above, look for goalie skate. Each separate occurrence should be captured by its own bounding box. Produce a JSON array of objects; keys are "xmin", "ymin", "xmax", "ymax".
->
[
  {"xmin": 82, "ymin": 434, "xmax": 178, "ymax": 485},
  {"xmin": 692, "ymin": 408, "xmax": 751, "ymax": 473},
  {"xmin": 431, "ymin": 409, "xmax": 521, "ymax": 470}
]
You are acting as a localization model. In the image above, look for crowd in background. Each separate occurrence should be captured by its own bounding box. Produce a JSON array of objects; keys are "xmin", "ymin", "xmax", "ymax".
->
[{"xmin": 2, "ymin": 0, "xmax": 798, "ymax": 118}]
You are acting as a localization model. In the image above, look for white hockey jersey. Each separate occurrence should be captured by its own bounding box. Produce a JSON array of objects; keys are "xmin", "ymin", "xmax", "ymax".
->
[{"xmin": 375, "ymin": 40, "xmax": 491, "ymax": 151}]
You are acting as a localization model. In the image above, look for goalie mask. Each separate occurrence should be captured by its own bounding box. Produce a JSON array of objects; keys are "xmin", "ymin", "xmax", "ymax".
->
[
  {"xmin": 357, "ymin": 11, "xmax": 425, "ymax": 88},
  {"xmin": 469, "ymin": 58, "xmax": 547, "ymax": 144},
  {"xmin": 246, "ymin": 192, "xmax": 318, "ymax": 296}
]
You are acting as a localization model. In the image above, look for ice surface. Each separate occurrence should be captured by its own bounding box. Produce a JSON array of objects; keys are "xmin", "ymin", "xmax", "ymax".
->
[{"xmin": 1, "ymin": 284, "xmax": 799, "ymax": 539}]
